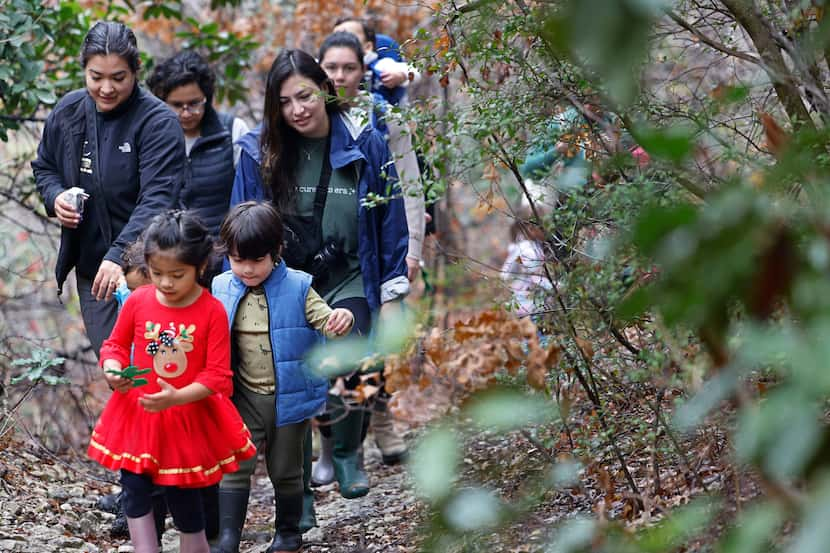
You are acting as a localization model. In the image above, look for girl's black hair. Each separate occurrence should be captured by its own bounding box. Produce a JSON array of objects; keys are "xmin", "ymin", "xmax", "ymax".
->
[
  {"xmin": 80, "ymin": 21, "xmax": 141, "ymax": 73},
  {"xmin": 143, "ymin": 210, "xmax": 214, "ymax": 284},
  {"xmin": 333, "ymin": 16, "xmax": 376, "ymax": 47},
  {"xmin": 318, "ymin": 32, "xmax": 366, "ymax": 70},
  {"xmin": 261, "ymin": 49, "xmax": 342, "ymax": 212},
  {"xmin": 218, "ymin": 201, "xmax": 283, "ymax": 261},
  {"xmin": 146, "ymin": 50, "xmax": 216, "ymax": 105}
]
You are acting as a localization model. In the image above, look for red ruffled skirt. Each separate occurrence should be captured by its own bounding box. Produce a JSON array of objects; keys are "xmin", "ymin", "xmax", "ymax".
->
[{"xmin": 88, "ymin": 389, "xmax": 256, "ymax": 487}]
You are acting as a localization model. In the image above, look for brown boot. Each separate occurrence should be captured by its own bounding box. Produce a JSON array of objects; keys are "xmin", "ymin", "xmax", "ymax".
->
[{"xmin": 371, "ymin": 405, "xmax": 406, "ymax": 465}]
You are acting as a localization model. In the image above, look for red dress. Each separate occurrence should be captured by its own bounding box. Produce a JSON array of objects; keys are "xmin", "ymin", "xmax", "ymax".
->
[{"xmin": 88, "ymin": 285, "xmax": 256, "ymax": 488}]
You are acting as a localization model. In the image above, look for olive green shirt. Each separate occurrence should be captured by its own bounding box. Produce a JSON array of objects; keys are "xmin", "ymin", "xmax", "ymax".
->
[
  {"xmin": 233, "ymin": 285, "xmax": 352, "ymax": 395},
  {"xmin": 293, "ymin": 135, "xmax": 364, "ymax": 305}
]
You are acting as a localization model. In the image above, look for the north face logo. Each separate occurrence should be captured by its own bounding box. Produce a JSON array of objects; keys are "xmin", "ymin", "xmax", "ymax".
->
[{"xmin": 118, "ymin": 142, "xmax": 132, "ymax": 153}]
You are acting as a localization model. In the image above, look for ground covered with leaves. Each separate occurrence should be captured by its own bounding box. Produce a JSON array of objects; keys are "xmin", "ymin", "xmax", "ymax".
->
[{"xmin": 0, "ymin": 344, "xmax": 765, "ymax": 553}]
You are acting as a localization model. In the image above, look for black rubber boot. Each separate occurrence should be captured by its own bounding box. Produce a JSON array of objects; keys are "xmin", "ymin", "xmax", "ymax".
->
[
  {"xmin": 211, "ymin": 488, "xmax": 250, "ymax": 553},
  {"xmin": 97, "ymin": 491, "xmax": 121, "ymax": 514},
  {"xmin": 331, "ymin": 400, "xmax": 369, "ymax": 499},
  {"xmin": 268, "ymin": 492, "xmax": 303, "ymax": 552}
]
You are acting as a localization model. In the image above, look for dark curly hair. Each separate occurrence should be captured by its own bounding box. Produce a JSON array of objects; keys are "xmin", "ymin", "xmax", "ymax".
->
[
  {"xmin": 146, "ymin": 50, "xmax": 216, "ymax": 105},
  {"xmin": 333, "ymin": 16, "xmax": 376, "ymax": 47}
]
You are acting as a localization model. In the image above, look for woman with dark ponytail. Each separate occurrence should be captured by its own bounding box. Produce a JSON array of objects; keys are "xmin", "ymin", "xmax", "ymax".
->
[{"xmin": 33, "ymin": 21, "xmax": 185, "ymax": 357}]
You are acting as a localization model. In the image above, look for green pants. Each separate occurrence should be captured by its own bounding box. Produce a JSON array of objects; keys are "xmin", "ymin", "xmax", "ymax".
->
[{"xmin": 220, "ymin": 383, "xmax": 309, "ymax": 495}]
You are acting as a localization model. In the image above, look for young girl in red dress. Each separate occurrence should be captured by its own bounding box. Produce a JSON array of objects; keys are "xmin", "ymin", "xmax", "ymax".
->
[{"xmin": 88, "ymin": 210, "xmax": 256, "ymax": 553}]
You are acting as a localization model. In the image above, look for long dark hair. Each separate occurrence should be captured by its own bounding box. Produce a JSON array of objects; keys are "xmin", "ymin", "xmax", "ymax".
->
[
  {"xmin": 261, "ymin": 49, "xmax": 342, "ymax": 211},
  {"xmin": 146, "ymin": 50, "xmax": 216, "ymax": 105},
  {"xmin": 80, "ymin": 21, "xmax": 140, "ymax": 73},
  {"xmin": 319, "ymin": 31, "xmax": 366, "ymax": 69}
]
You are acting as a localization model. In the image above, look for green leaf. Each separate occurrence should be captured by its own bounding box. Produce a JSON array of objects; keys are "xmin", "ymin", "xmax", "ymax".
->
[
  {"xmin": 630, "ymin": 202, "xmax": 698, "ymax": 254},
  {"xmin": 409, "ymin": 426, "xmax": 459, "ymax": 502},
  {"xmin": 305, "ymin": 336, "xmax": 370, "ymax": 377},
  {"xmin": 790, "ymin": 475, "xmax": 830, "ymax": 553},
  {"xmin": 673, "ymin": 370, "xmax": 739, "ymax": 432},
  {"xmin": 464, "ymin": 388, "xmax": 557, "ymax": 432},
  {"xmin": 632, "ymin": 124, "xmax": 696, "ymax": 163},
  {"xmin": 35, "ymin": 88, "xmax": 57, "ymax": 105},
  {"xmin": 548, "ymin": 517, "xmax": 595, "ymax": 553},
  {"xmin": 444, "ymin": 488, "xmax": 504, "ymax": 531},
  {"xmin": 636, "ymin": 498, "xmax": 715, "ymax": 552},
  {"xmin": 615, "ymin": 286, "xmax": 653, "ymax": 321},
  {"xmin": 719, "ymin": 503, "xmax": 783, "ymax": 553}
]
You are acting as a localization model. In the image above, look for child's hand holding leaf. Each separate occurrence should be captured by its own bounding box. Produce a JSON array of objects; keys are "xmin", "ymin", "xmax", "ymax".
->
[
  {"xmin": 105, "ymin": 364, "xmax": 151, "ymax": 391},
  {"xmin": 103, "ymin": 360, "xmax": 131, "ymax": 393}
]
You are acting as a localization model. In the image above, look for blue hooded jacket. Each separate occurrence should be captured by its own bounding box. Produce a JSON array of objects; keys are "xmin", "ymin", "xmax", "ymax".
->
[{"xmin": 230, "ymin": 111, "xmax": 409, "ymax": 313}]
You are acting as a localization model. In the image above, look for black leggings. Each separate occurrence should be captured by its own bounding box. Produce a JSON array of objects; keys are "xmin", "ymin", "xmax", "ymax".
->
[
  {"xmin": 318, "ymin": 297, "xmax": 372, "ymax": 438},
  {"xmin": 120, "ymin": 470, "xmax": 205, "ymax": 534}
]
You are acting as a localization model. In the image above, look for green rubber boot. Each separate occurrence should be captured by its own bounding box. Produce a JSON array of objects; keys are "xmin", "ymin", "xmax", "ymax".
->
[
  {"xmin": 330, "ymin": 401, "xmax": 369, "ymax": 499},
  {"xmin": 300, "ymin": 426, "xmax": 317, "ymax": 533}
]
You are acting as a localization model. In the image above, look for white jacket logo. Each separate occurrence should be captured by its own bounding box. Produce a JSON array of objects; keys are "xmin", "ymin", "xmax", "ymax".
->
[{"xmin": 118, "ymin": 142, "xmax": 132, "ymax": 153}]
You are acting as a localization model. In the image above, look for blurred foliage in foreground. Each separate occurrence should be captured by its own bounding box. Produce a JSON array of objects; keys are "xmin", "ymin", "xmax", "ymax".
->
[{"xmin": 388, "ymin": 0, "xmax": 830, "ymax": 551}]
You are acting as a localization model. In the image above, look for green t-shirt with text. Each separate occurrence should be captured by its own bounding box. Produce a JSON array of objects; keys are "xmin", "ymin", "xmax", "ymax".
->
[{"xmin": 292, "ymin": 135, "xmax": 364, "ymax": 305}]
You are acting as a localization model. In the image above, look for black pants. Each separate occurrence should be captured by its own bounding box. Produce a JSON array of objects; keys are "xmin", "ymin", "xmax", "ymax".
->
[
  {"xmin": 120, "ymin": 470, "xmax": 206, "ymax": 533},
  {"xmin": 76, "ymin": 275, "xmax": 119, "ymax": 359}
]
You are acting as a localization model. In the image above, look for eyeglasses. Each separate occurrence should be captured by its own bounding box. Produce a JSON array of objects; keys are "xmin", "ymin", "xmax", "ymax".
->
[{"xmin": 168, "ymin": 98, "xmax": 207, "ymax": 114}]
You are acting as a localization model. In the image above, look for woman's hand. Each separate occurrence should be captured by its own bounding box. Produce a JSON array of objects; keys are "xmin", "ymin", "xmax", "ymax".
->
[
  {"xmin": 103, "ymin": 360, "xmax": 131, "ymax": 393},
  {"xmin": 326, "ymin": 308, "xmax": 355, "ymax": 336},
  {"xmin": 54, "ymin": 190, "xmax": 83, "ymax": 228},
  {"xmin": 139, "ymin": 378, "xmax": 179, "ymax": 413},
  {"xmin": 379, "ymin": 299, "xmax": 403, "ymax": 322},
  {"xmin": 406, "ymin": 256, "xmax": 420, "ymax": 282},
  {"xmin": 92, "ymin": 260, "xmax": 125, "ymax": 301}
]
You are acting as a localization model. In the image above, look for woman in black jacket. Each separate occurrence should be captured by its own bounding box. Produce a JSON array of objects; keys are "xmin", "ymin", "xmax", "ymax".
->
[
  {"xmin": 146, "ymin": 51, "xmax": 250, "ymax": 240},
  {"xmin": 33, "ymin": 21, "xmax": 185, "ymax": 357}
]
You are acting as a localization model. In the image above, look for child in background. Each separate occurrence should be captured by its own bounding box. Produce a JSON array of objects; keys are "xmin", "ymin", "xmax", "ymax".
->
[
  {"xmin": 115, "ymin": 240, "xmax": 151, "ymax": 306},
  {"xmin": 211, "ymin": 201, "xmax": 354, "ymax": 553},
  {"xmin": 500, "ymin": 216, "xmax": 553, "ymax": 319},
  {"xmin": 88, "ymin": 210, "xmax": 256, "ymax": 553},
  {"xmin": 333, "ymin": 16, "xmax": 420, "ymax": 106}
]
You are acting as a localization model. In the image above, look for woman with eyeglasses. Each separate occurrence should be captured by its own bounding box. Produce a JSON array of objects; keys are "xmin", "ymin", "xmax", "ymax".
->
[{"xmin": 147, "ymin": 51, "xmax": 250, "ymax": 241}]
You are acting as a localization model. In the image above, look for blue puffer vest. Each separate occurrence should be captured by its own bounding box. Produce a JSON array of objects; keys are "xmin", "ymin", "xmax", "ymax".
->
[
  {"xmin": 212, "ymin": 261, "xmax": 328, "ymax": 426},
  {"xmin": 179, "ymin": 108, "xmax": 235, "ymax": 237}
]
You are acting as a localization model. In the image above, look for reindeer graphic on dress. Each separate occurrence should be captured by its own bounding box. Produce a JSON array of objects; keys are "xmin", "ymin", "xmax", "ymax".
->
[{"xmin": 144, "ymin": 322, "xmax": 196, "ymax": 379}]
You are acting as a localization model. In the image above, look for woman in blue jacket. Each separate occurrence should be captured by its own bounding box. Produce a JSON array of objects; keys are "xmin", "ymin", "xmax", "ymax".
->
[{"xmin": 227, "ymin": 48, "xmax": 409, "ymax": 541}]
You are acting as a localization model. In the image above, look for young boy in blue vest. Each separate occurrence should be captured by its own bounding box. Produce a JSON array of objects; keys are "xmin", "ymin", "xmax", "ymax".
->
[{"xmin": 211, "ymin": 201, "xmax": 354, "ymax": 553}]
